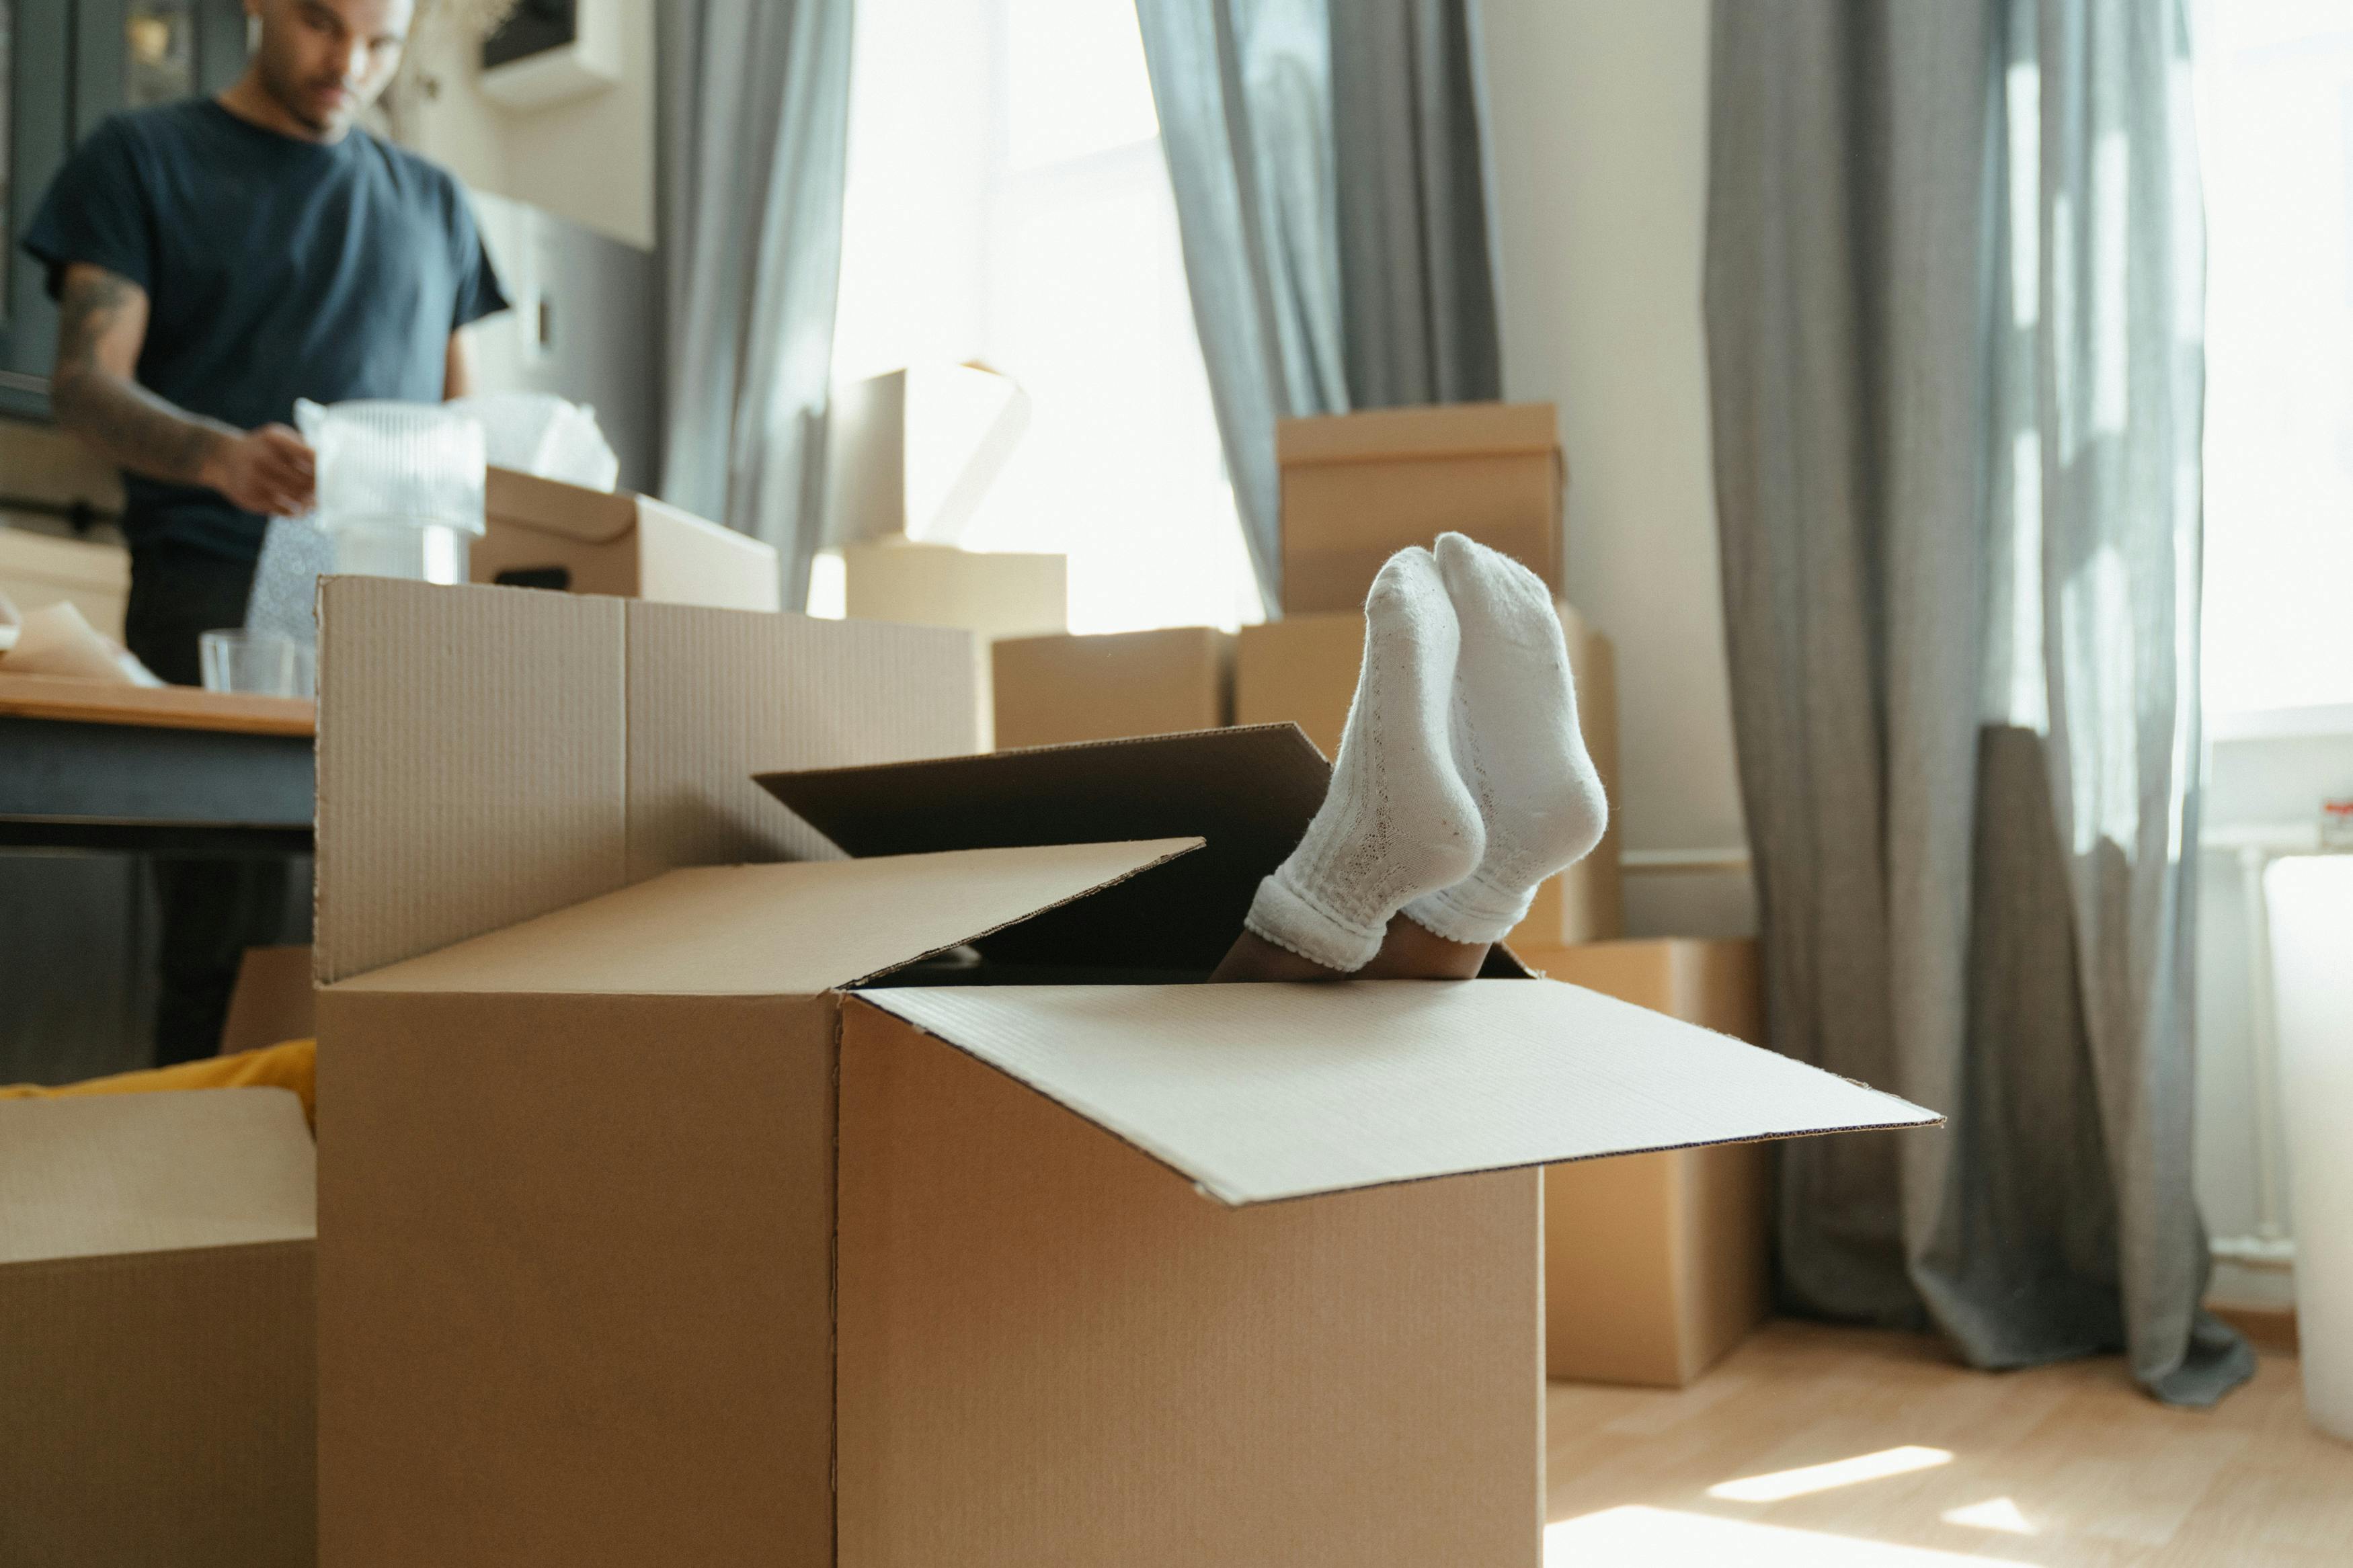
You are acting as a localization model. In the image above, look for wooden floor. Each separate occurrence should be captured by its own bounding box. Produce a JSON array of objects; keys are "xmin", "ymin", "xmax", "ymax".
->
[{"xmin": 1545, "ymin": 1321, "xmax": 2352, "ymax": 1565}]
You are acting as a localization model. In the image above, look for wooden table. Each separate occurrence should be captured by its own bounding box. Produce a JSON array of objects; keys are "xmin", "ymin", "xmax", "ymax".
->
[{"xmin": 0, "ymin": 673, "xmax": 313, "ymax": 854}]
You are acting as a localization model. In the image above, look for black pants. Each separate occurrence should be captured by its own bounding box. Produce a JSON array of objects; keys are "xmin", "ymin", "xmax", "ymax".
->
[{"xmin": 124, "ymin": 544, "xmax": 292, "ymax": 1067}]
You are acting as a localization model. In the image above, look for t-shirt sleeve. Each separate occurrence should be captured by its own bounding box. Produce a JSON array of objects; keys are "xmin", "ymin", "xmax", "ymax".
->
[
  {"xmin": 19, "ymin": 118, "xmax": 156, "ymax": 298},
  {"xmin": 446, "ymin": 185, "xmax": 511, "ymax": 329}
]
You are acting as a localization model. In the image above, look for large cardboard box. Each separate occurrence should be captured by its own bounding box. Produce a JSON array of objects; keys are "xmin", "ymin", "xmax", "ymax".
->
[
  {"xmin": 1235, "ymin": 601, "xmax": 1624, "ymax": 946},
  {"xmin": 1277, "ymin": 402, "xmax": 1562, "ymax": 614},
  {"xmin": 309, "ymin": 577, "xmax": 1933, "ymax": 1567},
  {"xmin": 991, "ymin": 625, "xmax": 1233, "ymax": 749},
  {"xmin": 471, "ymin": 466, "xmax": 782, "ymax": 610},
  {"xmin": 839, "ymin": 536, "xmax": 1066, "ymax": 640},
  {"xmin": 1515, "ymin": 938, "xmax": 1772, "ymax": 1387},
  {"xmin": 0, "ymin": 1089, "xmax": 317, "ymax": 1567}
]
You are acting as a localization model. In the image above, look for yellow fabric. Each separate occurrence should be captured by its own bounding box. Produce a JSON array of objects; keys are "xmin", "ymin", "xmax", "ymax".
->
[{"xmin": 0, "ymin": 1038, "xmax": 317, "ymax": 1126}]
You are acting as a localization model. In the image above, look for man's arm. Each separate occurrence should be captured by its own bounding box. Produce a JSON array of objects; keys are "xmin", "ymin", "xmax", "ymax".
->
[
  {"xmin": 444, "ymin": 327, "xmax": 475, "ymax": 399},
  {"xmin": 48, "ymin": 261, "xmax": 315, "ymax": 516}
]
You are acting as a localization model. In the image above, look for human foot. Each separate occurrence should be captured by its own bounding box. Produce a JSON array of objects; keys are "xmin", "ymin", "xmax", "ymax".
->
[
  {"xmin": 1402, "ymin": 532, "xmax": 1607, "ymax": 945},
  {"xmin": 1242, "ymin": 548, "xmax": 1484, "ymax": 972}
]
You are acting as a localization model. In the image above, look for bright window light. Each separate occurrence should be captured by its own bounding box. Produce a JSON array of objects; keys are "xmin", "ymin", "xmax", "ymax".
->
[
  {"xmin": 1940, "ymin": 1495, "xmax": 2038, "ymax": 1536},
  {"xmin": 1546, "ymin": 1506, "xmax": 2032, "ymax": 1566},
  {"xmin": 1706, "ymin": 1445, "xmax": 1954, "ymax": 1503},
  {"xmin": 832, "ymin": 0, "xmax": 1262, "ymax": 634},
  {"xmin": 2197, "ymin": 1, "xmax": 2353, "ymax": 715}
]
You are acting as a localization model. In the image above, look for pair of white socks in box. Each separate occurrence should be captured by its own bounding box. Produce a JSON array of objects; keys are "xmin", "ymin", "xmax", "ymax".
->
[{"xmin": 1246, "ymin": 533, "xmax": 1609, "ymax": 973}]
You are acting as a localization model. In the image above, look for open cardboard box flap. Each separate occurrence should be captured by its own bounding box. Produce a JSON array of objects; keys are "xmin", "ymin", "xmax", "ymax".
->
[
  {"xmin": 756, "ymin": 725, "xmax": 1530, "ymax": 978},
  {"xmin": 857, "ymin": 981, "xmax": 1935, "ymax": 1207},
  {"xmin": 0, "ymin": 1089, "xmax": 315, "ymax": 1266},
  {"xmin": 333, "ymin": 838, "xmax": 1205, "ymax": 997}
]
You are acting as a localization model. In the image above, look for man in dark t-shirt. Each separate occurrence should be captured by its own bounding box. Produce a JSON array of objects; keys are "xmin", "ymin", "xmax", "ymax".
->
[{"xmin": 21, "ymin": 0, "xmax": 508, "ymax": 1064}]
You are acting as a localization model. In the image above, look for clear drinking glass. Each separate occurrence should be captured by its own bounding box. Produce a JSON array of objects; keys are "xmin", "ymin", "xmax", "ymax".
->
[
  {"xmin": 200, "ymin": 630, "xmax": 312, "ymax": 698},
  {"xmin": 297, "ymin": 399, "xmax": 487, "ymax": 585}
]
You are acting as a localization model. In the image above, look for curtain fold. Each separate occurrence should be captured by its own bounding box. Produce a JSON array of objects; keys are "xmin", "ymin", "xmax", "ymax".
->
[
  {"xmin": 1137, "ymin": 0, "xmax": 1505, "ymax": 607},
  {"xmin": 657, "ymin": 0, "xmax": 856, "ymax": 611},
  {"xmin": 1706, "ymin": 0, "xmax": 2249, "ymax": 1405},
  {"xmin": 1135, "ymin": 0, "xmax": 1349, "ymax": 608},
  {"xmin": 1328, "ymin": 0, "xmax": 1504, "ymax": 407}
]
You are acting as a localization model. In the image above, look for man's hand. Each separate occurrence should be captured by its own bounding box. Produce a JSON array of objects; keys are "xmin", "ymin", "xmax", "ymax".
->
[{"xmin": 200, "ymin": 423, "xmax": 317, "ymax": 517}]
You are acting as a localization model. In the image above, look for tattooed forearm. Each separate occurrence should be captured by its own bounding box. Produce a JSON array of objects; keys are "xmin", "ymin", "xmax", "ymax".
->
[{"xmin": 48, "ymin": 266, "xmax": 238, "ymax": 488}]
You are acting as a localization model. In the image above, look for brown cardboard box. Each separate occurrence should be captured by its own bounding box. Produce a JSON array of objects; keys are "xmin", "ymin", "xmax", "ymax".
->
[
  {"xmin": 839, "ymin": 536, "xmax": 1066, "ymax": 640},
  {"xmin": 0, "ymin": 1089, "xmax": 317, "ymax": 1567},
  {"xmin": 991, "ymin": 626, "xmax": 1233, "ymax": 749},
  {"xmin": 1515, "ymin": 938, "xmax": 1772, "ymax": 1387},
  {"xmin": 0, "ymin": 525, "xmax": 130, "ymax": 641},
  {"xmin": 309, "ymin": 577, "xmax": 1933, "ymax": 1568},
  {"xmin": 221, "ymin": 944, "xmax": 318, "ymax": 1055},
  {"xmin": 471, "ymin": 466, "xmax": 782, "ymax": 610},
  {"xmin": 1234, "ymin": 600, "xmax": 1624, "ymax": 945},
  {"xmin": 1277, "ymin": 402, "xmax": 1563, "ymax": 613}
]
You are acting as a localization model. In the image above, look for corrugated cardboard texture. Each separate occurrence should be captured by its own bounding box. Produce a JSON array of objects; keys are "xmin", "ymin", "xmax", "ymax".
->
[
  {"xmin": 1277, "ymin": 403, "xmax": 1562, "ymax": 614},
  {"xmin": 333, "ymin": 841, "xmax": 1201, "ymax": 999},
  {"xmin": 836, "ymin": 1001, "xmax": 1543, "ymax": 1567},
  {"xmin": 316, "ymin": 578, "xmax": 629, "ymax": 984},
  {"xmin": 221, "ymin": 944, "xmax": 317, "ymax": 1055},
  {"xmin": 840, "ymin": 538, "xmax": 1067, "ymax": 639},
  {"xmin": 1522, "ymin": 940, "xmax": 1773, "ymax": 1386},
  {"xmin": 856, "ymin": 979, "xmax": 1933, "ymax": 1207},
  {"xmin": 1234, "ymin": 603, "xmax": 1624, "ymax": 944},
  {"xmin": 0, "ymin": 1240, "xmax": 315, "ymax": 1568},
  {"xmin": 623, "ymin": 597, "xmax": 980, "ymax": 879},
  {"xmin": 990, "ymin": 625, "xmax": 1234, "ymax": 749},
  {"xmin": 0, "ymin": 1090, "xmax": 315, "ymax": 1266},
  {"xmin": 317, "ymin": 991, "xmax": 838, "ymax": 1568},
  {"xmin": 317, "ymin": 579, "xmax": 982, "ymax": 982}
]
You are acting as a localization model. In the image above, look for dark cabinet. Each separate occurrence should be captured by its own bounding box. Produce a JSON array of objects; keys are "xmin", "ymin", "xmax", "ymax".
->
[{"xmin": 1, "ymin": 0, "xmax": 245, "ymax": 417}]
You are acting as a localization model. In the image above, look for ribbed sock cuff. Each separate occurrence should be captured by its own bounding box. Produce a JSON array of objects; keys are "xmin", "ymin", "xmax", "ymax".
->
[
  {"xmin": 1401, "ymin": 874, "xmax": 1538, "ymax": 948},
  {"xmin": 1243, "ymin": 873, "xmax": 1388, "ymax": 973}
]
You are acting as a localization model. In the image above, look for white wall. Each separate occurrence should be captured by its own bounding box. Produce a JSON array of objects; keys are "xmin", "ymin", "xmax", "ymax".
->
[
  {"xmin": 1478, "ymin": 0, "xmax": 1755, "ymax": 939},
  {"xmin": 387, "ymin": 0, "xmax": 657, "ymax": 250}
]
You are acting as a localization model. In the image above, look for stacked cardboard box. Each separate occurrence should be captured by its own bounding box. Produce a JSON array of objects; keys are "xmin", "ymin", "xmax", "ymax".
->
[
  {"xmin": 309, "ymin": 577, "xmax": 1931, "ymax": 1567},
  {"xmin": 1276, "ymin": 402, "xmax": 1562, "ymax": 614},
  {"xmin": 0, "ymin": 1089, "xmax": 316, "ymax": 1567},
  {"xmin": 838, "ymin": 537, "xmax": 1067, "ymax": 641},
  {"xmin": 1514, "ymin": 938, "xmax": 1773, "ymax": 1387},
  {"xmin": 474, "ymin": 466, "xmax": 783, "ymax": 610},
  {"xmin": 1235, "ymin": 601, "xmax": 1624, "ymax": 945},
  {"xmin": 990, "ymin": 626, "xmax": 1233, "ymax": 749}
]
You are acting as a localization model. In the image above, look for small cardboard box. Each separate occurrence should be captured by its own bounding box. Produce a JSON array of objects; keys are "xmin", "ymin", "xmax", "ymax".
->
[
  {"xmin": 0, "ymin": 524, "xmax": 130, "ymax": 641},
  {"xmin": 1515, "ymin": 938, "xmax": 1771, "ymax": 1387},
  {"xmin": 991, "ymin": 625, "xmax": 1234, "ymax": 749},
  {"xmin": 311, "ymin": 577, "xmax": 1932, "ymax": 1567},
  {"xmin": 1235, "ymin": 600, "xmax": 1624, "ymax": 945},
  {"xmin": 839, "ymin": 536, "xmax": 1067, "ymax": 641},
  {"xmin": 471, "ymin": 466, "xmax": 782, "ymax": 611},
  {"xmin": 0, "ymin": 1089, "xmax": 317, "ymax": 1568},
  {"xmin": 1277, "ymin": 401, "xmax": 1563, "ymax": 614}
]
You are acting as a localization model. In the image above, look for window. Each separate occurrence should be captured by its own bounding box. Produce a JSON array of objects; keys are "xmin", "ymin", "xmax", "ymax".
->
[
  {"xmin": 2198, "ymin": 1, "xmax": 2353, "ymax": 716},
  {"xmin": 829, "ymin": 0, "xmax": 1263, "ymax": 632}
]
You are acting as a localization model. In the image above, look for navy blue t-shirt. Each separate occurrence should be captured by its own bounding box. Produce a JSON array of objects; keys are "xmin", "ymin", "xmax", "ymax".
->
[{"xmin": 22, "ymin": 99, "xmax": 509, "ymax": 563}]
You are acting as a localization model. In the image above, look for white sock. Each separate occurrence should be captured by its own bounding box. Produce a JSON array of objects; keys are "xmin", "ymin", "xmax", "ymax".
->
[
  {"xmin": 1244, "ymin": 548, "xmax": 1485, "ymax": 971},
  {"xmin": 1403, "ymin": 532, "xmax": 1608, "ymax": 946}
]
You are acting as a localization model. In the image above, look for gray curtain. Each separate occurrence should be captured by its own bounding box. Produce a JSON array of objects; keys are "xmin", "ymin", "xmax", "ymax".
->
[
  {"xmin": 1706, "ymin": 0, "xmax": 2249, "ymax": 1405},
  {"xmin": 1136, "ymin": 0, "xmax": 1502, "ymax": 607},
  {"xmin": 1329, "ymin": 0, "xmax": 1503, "ymax": 407},
  {"xmin": 657, "ymin": 0, "xmax": 856, "ymax": 611}
]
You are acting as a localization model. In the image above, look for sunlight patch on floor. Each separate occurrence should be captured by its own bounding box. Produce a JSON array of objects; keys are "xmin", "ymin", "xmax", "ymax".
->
[
  {"xmin": 1545, "ymin": 1505, "xmax": 2040, "ymax": 1565},
  {"xmin": 1706, "ymin": 1444, "xmax": 1954, "ymax": 1503},
  {"xmin": 1941, "ymin": 1495, "xmax": 2038, "ymax": 1535}
]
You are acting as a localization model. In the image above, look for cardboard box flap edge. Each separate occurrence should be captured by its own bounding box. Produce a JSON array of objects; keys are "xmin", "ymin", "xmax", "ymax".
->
[
  {"xmin": 329, "ymin": 838, "xmax": 1205, "ymax": 997},
  {"xmin": 1275, "ymin": 402, "xmax": 1561, "ymax": 466},
  {"xmin": 0, "ymin": 1088, "xmax": 317, "ymax": 1267},
  {"xmin": 853, "ymin": 980, "xmax": 1938, "ymax": 1208},
  {"xmin": 485, "ymin": 466, "xmax": 645, "ymax": 544}
]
